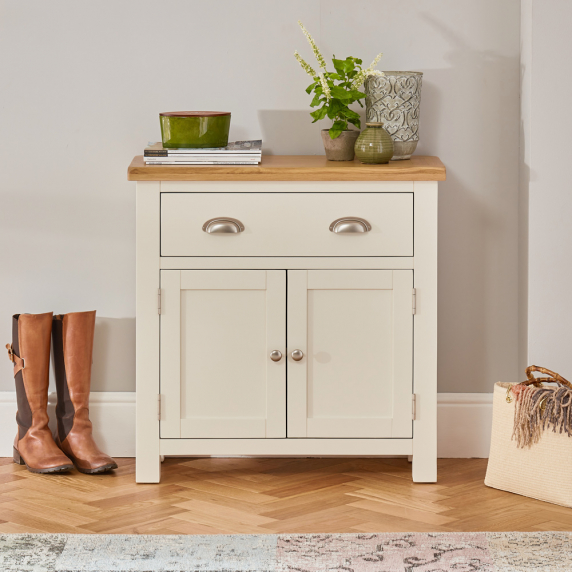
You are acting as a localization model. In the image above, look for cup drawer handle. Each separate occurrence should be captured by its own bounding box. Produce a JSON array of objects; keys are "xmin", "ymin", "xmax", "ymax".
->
[
  {"xmin": 202, "ymin": 218, "xmax": 245, "ymax": 234},
  {"xmin": 329, "ymin": 217, "xmax": 372, "ymax": 233}
]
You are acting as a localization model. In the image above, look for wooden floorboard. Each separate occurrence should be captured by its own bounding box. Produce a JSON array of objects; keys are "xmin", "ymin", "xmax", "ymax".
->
[{"xmin": 0, "ymin": 457, "xmax": 570, "ymax": 534}]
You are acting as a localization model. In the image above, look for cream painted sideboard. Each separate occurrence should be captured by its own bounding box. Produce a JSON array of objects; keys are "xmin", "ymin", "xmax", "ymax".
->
[{"xmin": 129, "ymin": 155, "xmax": 446, "ymax": 483}]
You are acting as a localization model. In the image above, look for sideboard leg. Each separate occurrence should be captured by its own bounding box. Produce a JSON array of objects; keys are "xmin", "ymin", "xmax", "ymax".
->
[
  {"xmin": 135, "ymin": 379, "xmax": 161, "ymax": 483},
  {"xmin": 412, "ymin": 182, "xmax": 438, "ymax": 484},
  {"xmin": 412, "ymin": 431, "xmax": 437, "ymax": 482},
  {"xmin": 412, "ymin": 459, "xmax": 437, "ymax": 483},
  {"xmin": 135, "ymin": 181, "xmax": 161, "ymax": 484},
  {"xmin": 136, "ymin": 449, "xmax": 161, "ymax": 483}
]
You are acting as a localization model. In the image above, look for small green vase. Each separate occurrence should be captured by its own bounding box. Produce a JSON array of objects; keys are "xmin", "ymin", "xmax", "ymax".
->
[{"xmin": 354, "ymin": 122, "xmax": 394, "ymax": 164}]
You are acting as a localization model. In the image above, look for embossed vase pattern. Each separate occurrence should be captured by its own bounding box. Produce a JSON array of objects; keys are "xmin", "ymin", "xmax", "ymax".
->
[{"xmin": 365, "ymin": 71, "xmax": 423, "ymax": 160}]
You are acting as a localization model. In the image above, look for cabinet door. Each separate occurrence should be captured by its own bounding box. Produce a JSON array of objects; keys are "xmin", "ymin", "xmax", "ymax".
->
[
  {"xmin": 160, "ymin": 270, "xmax": 286, "ymax": 439},
  {"xmin": 288, "ymin": 270, "xmax": 413, "ymax": 438}
]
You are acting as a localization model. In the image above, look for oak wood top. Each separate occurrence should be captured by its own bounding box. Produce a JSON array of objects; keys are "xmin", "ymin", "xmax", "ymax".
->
[{"xmin": 128, "ymin": 155, "xmax": 446, "ymax": 182}]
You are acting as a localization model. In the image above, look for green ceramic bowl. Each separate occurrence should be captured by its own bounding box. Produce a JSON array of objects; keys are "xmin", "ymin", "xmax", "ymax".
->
[{"xmin": 160, "ymin": 111, "xmax": 231, "ymax": 148}]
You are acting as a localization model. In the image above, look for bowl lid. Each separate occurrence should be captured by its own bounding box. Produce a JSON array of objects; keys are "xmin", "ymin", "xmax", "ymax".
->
[{"xmin": 159, "ymin": 111, "xmax": 231, "ymax": 117}]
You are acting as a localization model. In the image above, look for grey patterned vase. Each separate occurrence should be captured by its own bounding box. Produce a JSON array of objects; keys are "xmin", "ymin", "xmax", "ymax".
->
[{"xmin": 365, "ymin": 71, "xmax": 423, "ymax": 160}]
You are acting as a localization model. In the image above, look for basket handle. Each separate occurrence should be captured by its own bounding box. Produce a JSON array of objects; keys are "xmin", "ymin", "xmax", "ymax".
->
[{"xmin": 521, "ymin": 365, "xmax": 572, "ymax": 389}]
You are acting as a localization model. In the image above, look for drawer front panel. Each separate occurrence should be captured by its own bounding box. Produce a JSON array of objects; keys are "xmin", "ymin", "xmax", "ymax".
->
[{"xmin": 161, "ymin": 192, "xmax": 413, "ymax": 257}]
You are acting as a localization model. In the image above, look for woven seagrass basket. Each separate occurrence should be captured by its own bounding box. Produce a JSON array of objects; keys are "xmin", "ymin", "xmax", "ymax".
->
[{"xmin": 485, "ymin": 366, "xmax": 572, "ymax": 507}]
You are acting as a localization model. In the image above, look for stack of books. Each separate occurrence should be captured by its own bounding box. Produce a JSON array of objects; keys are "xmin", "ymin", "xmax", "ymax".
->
[{"xmin": 144, "ymin": 140, "xmax": 262, "ymax": 165}]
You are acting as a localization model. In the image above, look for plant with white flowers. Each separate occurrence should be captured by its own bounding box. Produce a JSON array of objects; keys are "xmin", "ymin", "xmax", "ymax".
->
[{"xmin": 295, "ymin": 21, "xmax": 384, "ymax": 139}]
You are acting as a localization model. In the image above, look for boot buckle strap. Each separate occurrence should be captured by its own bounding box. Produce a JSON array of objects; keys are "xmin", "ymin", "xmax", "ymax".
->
[{"xmin": 6, "ymin": 344, "xmax": 25, "ymax": 375}]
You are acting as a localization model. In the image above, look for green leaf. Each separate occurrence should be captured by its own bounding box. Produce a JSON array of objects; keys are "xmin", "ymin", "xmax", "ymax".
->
[
  {"xmin": 347, "ymin": 116, "xmax": 361, "ymax": 128},
  {"xmin": 333, "ymin": 58, "xmax": 353, "ymax": 74},
  {"xmin": 330, "ymin": 86, "xmax": 352, "ymax": 100},
  {"xmin": 329, "ymin": 127, "xmax": 343, "ymax": 139},
  {"xmin": 341, "ymin": 108, "xmax": 360, "ymax": 120},
  {"xmin": 310, "ymin": 106, "xmax": 328, "ymax": 123},
  {"xmin": 327, "ymin": 73, "xmax": 342, "ymax": 80},
  {"xmin": 344, "ymin": 56, "xmax": 358, "ymax": 69},
  {"xmin": 350, "ymin": 89, "xmax": 366, "ymax": 99},
  {"xmin": 326, "ymin": 99, "xmax": 346, "ymax": 119},
  {"xmin": 310, "ymin": 93, "xmax": 323, "ymax": 107},
  {"xmin": 329, "ymin": 119, "xmax": 348, "ymax": 139},
  {"xmin": 305, "ymin": 82, "xmax": 317, "ymax": 94},
  {"xmin": 355, "ymin": 58, "xmax": 362, "ymax": 65}
]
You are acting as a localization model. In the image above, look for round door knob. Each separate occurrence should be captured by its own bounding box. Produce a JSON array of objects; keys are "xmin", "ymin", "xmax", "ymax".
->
[
  {"xmin": 291, "ymin": 349, "xmax": 304, "ymax": 361},
  {"xmin": 269, "ymin": 350, "xmax": 282, "ymax": 362}
]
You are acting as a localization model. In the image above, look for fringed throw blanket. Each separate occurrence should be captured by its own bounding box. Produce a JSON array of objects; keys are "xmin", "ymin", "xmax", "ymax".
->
[{"xmin": 512, "ymin": 384, "xmax": 572, "ymax": 448}]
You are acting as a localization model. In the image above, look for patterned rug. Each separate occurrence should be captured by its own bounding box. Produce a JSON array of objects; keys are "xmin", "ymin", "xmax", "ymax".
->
[{"xmin": 1, "ymin": 531, "xmax": 571, "ymax": 571}]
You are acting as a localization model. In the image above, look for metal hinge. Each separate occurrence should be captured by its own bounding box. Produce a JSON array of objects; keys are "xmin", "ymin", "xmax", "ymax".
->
[
  {"xmin": 157, "ymin": 394, "xmax": 162, "ymax": 421},
  {"xmin": 158, "ymin": 288, "xmax": 162, "ymax": 315},
  {"xmin": 412, "ymin": 394, "xmax": 417, "ymax": 420},
  {"xmin": 412, "ymin": 288, "xmax": 417, "ymax": 315}
]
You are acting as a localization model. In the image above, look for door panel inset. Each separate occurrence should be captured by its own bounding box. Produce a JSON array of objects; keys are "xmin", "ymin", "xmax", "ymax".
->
[
  {"xmin": 287, "ymin": 270, "xmax": 413, "ymax": 438},
  {"xmin": 160, "ymin": 270, "xmax": 286, "ymax": 438}
]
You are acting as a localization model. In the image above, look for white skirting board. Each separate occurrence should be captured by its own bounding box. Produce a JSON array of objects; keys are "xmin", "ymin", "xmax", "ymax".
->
[
  {"xmin": 437, "ymin": 393, "xmax": 493, "ymax": 458},
  {"xmin": 0, "ymin": 392, "xmax": 136, "ymax": 458},
  {"xmin": 0, "ymin": 391, "xmax": 492, "ymax": 459}
]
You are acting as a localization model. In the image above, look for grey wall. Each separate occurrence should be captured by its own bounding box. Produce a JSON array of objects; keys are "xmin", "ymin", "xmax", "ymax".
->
[
  {"xmin": 0, "ymin": 0, "xmax": 521, "ymax": 392},
  {"xmin": 525, "ymin": 1, "xmax": 572, "ymax": 375}
]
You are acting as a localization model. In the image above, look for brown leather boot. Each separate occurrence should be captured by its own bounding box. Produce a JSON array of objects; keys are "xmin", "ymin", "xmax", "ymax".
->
[
  {"xmin": 7, "ymin": 313, "xmax": 74, "ymax": 473},
  {"xmin": 52, "ymin": 311, "xmax": 117, "ymax": 474}
]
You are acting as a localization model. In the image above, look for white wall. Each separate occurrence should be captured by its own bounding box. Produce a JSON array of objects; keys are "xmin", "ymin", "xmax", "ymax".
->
[
  {"xmin": 525, "ymin": 1, "xmax": 572, "ymax": 376},
  {"xmin": 0, "ymin": 0, "xmax": 521, "ymax": 393}
]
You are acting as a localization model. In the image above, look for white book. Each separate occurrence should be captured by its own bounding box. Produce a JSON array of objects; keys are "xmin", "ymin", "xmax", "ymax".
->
[
  {"xmin": 144, "ymin": 140, "xmax": 262, "ymax": 156},
  {"xmin": 144, "ymin": 161, "xmax": 260, "ymax": 166},
  {"xmin": 144, "ymin": 154, "xmax": 261, "ymax": 162}
]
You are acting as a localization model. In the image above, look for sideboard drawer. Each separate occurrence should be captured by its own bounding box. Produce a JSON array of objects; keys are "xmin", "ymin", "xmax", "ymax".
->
[{"xmin": 161, "ymin": 192, "xmax": 413, "ymax": 257}]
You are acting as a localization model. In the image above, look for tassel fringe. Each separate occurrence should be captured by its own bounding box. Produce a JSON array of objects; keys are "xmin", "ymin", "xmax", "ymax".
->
[{"xmin": 512, "ymin": 385, "xmax": 572, "ymax": 448}]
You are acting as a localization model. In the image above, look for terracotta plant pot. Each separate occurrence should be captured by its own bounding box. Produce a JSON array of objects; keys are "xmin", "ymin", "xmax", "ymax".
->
[{"xmin": 321, "ymin": 129, "xmax": 360, "ymax": 161}]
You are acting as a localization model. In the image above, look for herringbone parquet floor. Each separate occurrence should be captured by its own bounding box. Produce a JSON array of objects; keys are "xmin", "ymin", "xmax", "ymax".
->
[{"xmin": 0, "ymin": 457, "xmax": 570, "ymax": 535}]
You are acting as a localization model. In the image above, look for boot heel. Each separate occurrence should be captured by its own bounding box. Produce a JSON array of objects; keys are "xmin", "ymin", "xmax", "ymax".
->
[{"xmin": 13, "ymin": 447, "xmax": 25, "ymax": 466}]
